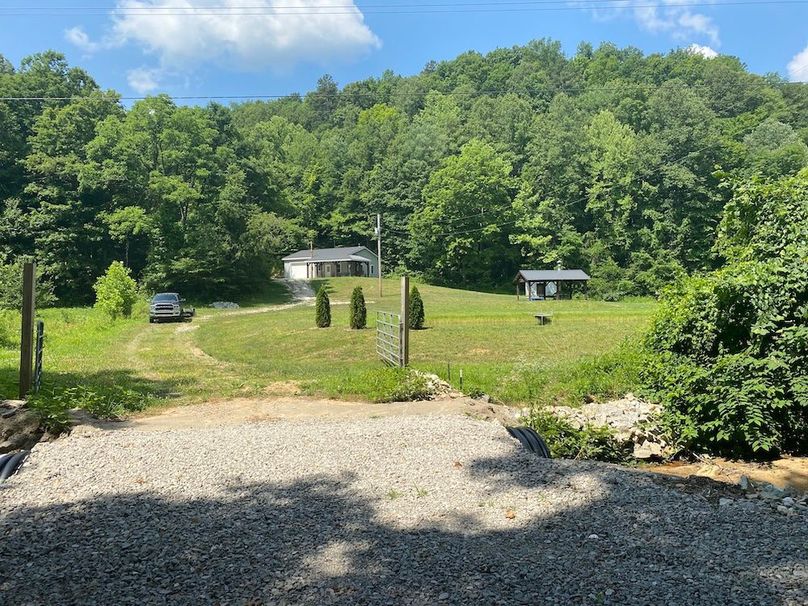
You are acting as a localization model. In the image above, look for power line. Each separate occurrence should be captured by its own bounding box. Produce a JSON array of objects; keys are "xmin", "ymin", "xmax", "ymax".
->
[
  {"xmin": 1, "ymin": 0, "xmax": 806, "ymax": 14},
  {"xmin": 0, "ymin": 78, "xmax": 803, "ymax": 103},
  {"xmin": 1, "ymin": 0, "xmax": 709, "ymax": 8},
  {"xmin": 386, "ymin": 218, "xmax": 522, "ymax": 238}
]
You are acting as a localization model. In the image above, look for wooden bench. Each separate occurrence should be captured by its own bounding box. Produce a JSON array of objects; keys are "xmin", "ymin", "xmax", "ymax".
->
[{"xmin": 534, "ymin": 313, "xmax": 553, "ymax": 325}]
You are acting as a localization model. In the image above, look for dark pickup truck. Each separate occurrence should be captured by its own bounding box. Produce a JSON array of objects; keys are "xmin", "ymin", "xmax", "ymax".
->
[{"xmin": 149, "ymin": 293, "xmax": 195, "ymax": 323}]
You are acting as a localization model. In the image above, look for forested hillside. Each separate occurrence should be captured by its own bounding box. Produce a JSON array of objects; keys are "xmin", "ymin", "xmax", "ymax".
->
[{"xmin": 2, "ymin": 41, "xmax": 807, "ymax": 303}]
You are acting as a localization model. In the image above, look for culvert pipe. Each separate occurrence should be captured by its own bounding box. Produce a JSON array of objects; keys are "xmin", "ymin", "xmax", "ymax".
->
[
  {"xmin": 0, "ymin": 452, "xmax": 15, "ymax": 472},
  {"xmin": 0, "ymin": 451, "xmax": 28, "ymax": 482},
  {"xmin": 506, "ymin": 426, "xmax": 551, "ymax": 458}
]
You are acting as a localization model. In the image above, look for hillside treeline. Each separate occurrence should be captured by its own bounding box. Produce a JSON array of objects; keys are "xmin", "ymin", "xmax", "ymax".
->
[{"xmin": 1, "ymin": 41, "xmax": 807, "ymax": 303}]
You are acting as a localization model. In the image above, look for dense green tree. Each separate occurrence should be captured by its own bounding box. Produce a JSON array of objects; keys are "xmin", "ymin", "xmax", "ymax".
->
[
  {"xmin": 410, "ymin": 140, "xmax": 518, "ymax": 286},
  {"xmin": 742, "ymin": 118, "xmax": 808, "ymax": 177},
  {"xmin": 1, "ymin": 42, "xmax": 806, "ymax": 304},
  {"xmin": 644, "ymin": 169, "xmax": 808, "ymax": 456}
]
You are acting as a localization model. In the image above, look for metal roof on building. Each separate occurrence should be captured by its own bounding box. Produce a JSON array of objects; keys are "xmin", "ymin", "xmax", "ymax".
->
[
  {"xmin": 282, "ymin": 246, "xmax": 376, "ymax": 263},
  {"xmin": 515, "ymin": 269, "xmax": 590, "ymax": 282}
]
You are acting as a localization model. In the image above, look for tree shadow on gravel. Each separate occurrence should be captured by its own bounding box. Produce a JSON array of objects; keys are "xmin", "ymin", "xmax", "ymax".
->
[{"xmin": 1, "ymin": 457, "xmax": 806, "ymax": 605}]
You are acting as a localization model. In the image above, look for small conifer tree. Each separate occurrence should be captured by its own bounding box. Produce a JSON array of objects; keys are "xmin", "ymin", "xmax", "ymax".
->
[
  {"xmin": 409, "ymin": 286, "xmax": 425, "ymax": 329},
  {"xmin": 315, "ymin": 287, "xmax": 331, "ymax": 328},
  {"xmin": 349, "ymin": 286, "xmax": 367, "ymax": 329}
]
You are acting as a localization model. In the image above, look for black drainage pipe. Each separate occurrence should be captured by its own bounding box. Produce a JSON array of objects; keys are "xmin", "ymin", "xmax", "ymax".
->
[
  {"xmin": 506, "ymin": 426, "xmax": 551, "ymax": 458},
  {"xmin": 0, "ymin": 452, "xmax": 15, "ymax": 472},
  {"xmin": 0, "ymin": 451, "xmax": 28, "ymax": 482}
]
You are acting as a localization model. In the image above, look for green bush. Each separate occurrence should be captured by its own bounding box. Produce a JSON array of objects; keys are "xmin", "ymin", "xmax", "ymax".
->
[
  {"xmin": 525, "ymin": 408, "xmax": 631, "ymax": 463},
  {"xmin": 93, "ymin": 261, "xmax": 138, "ymax": 320},
  {"xmin": 643, "ymin": 171, "xmax": 808, "ymax": 457},
  {"xmin": 27, "ymin": 394, "xmax": 71, "ymax": 435},
  {"xmin": 315, "ymin": 286, "xmax": 331, "ymax": 328},
  {"xmin": 31, "ymin": 385, "xmax": 148, "ymax": 422},
  {"xmin": 349, "ymin": 286, "xmax": 366, "ymax": 329},
  {"xmin": 409, "ymin": 286, "xmax": 425, "ymax": 329}
]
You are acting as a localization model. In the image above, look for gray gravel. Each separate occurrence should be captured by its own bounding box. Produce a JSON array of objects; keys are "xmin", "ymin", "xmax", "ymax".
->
[{"xmin": 1, "ymin": 415, "xmax": 806, "ymax": 605}]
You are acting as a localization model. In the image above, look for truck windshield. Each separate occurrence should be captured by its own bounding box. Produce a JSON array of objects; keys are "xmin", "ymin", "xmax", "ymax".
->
[{"xmin": 152, "ymin": 294, "xmax": 178, "ymax": 302}]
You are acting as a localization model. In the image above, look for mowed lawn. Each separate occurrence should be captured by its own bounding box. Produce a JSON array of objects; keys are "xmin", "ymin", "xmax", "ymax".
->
[
  {"xmin": 0, "ymin": 278, "xmax": 655, "ymax": 410},
  {"xmin": 196, "ymin": 278, "xmax": 656, "ymax": 405}
]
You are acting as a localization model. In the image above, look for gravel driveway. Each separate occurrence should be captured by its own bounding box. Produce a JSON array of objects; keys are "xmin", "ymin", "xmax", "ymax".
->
[{"xmin": 1, "ymin": 415, "xmax": 806, "ymax": 605}]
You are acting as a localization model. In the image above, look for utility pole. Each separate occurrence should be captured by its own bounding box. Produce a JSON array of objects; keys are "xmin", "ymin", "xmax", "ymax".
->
[
  {"xmin": 19, "ymin": 262, "xmax": 35, "ymax": 399},
  {"xmin": 376, "ymin": 213, "xmax": 382, "ymax": 298}
]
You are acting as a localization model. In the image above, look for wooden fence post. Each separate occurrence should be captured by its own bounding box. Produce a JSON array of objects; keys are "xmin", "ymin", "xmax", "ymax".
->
[
  {"xmin": 400, "ymin": 275, "xmax": 409, "ymax": 368},
  {"xmin": 19, "ymin": 262, "xmax": 36, "ymax": 398}
]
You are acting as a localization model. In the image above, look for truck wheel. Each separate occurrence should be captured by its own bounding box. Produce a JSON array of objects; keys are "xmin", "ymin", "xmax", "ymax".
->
[{"xmin": 149, "ymin": 317, "xmax": 155, "ymax": 324}]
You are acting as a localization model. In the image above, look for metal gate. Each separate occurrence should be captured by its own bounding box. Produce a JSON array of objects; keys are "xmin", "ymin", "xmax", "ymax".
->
[{"xmin": 376, "ymin": 311, "xmax": 403, "ymax": 367}]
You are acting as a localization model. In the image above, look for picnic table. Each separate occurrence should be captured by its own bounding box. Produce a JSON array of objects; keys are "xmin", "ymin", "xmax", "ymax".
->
[{"xmin": 534, "ymin": 313, "xmax": 553, "ymax": 325}]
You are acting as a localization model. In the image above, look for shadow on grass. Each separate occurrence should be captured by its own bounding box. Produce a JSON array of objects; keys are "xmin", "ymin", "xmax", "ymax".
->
[
  {"xmin": 2, "ymin": 451, "xmax": 805, "ymax": 604},
  {"xmin": 310, "ymin": 278, "xmax": 329, "ymax": 294},
  {"xmin": 0, "ymin": 366, "xmax": 183, "ymax": 404},
  {"xmin": 229, "ymin": 279, "xmax": 297, "ymax": 308}
]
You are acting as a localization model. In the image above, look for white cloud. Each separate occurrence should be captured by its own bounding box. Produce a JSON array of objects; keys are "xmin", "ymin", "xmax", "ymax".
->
[
  {"xmin": 579, "ymin": 0, "xmax": 720, "ymax": 47},
  {"xmin": 633, "ymin": 3, "xmax": 720, "ymax": 46},
  {"xmin": 127, "ymin": 67, "xmax": 162, "ymax": 93},
  {"xmin": 686, "ymin": 43, "xmax": 719, "ymax": 59},
  {"xmin": 66, "ymin": 0, "xmax": 380, "ymax": 73},
  {"xmin": 787, "ymin": 43, "xmax": 808, "ymax": 82},
  {"xmin": 65, "ymin": 26, "xmax": 102, "ymax": 53}
]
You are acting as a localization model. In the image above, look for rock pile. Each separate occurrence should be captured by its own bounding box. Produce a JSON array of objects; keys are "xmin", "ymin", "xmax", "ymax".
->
[
  {"xmin": 734, "ymin": 475, "xmax": 807, "ymax": 515},
  {"xmin": 420, "ymin": 373, "xmax": 462, "ymax": 399},
  {"xmin": 546, "ymin": 394, "xmax": 669, "ymax": 459}
]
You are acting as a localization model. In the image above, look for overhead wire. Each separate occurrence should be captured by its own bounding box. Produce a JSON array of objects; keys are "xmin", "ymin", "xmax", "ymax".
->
[
  {"xmin": 1, "ymin": 0, "xmax": 806, "ymax": 15},
  {"xmin": 0, "ymin": 76, "xmax": 803, "ymax": 103}
]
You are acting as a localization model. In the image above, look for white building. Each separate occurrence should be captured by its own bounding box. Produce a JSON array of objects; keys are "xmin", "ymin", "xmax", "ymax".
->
[{"xmin": 282, "ymin": 246, "xmax": 379, "ymax": 280}]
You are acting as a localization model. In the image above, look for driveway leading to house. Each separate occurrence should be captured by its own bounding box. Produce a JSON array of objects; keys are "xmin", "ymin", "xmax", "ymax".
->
[{"xmin": 1, "ymin": 413, "xmax": 806, "ymax": 605}]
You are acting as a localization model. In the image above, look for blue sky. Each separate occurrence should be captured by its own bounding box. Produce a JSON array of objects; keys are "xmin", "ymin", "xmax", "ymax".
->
[{"xmin": 1, "ymin": 1, "xmax": 806, "ymax": 100}]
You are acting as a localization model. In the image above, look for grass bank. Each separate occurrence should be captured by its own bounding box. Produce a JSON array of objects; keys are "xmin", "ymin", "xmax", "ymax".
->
[
  {"xmin": 196, "ymin": 278, "xmax": 655, "ymax": 405},
  {"xmin": 0, "ymin": 278, "xmax": 655, "ymax": 420}
]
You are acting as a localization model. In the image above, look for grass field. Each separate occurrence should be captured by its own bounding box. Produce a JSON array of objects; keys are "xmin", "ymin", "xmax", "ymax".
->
[
  {"xmin": 0, "ymin": 278, "xmax": 655, "ymax": 416},
  {"xmin": 197, "ymin": 278, "xmax": 654, "ymax": 404}
]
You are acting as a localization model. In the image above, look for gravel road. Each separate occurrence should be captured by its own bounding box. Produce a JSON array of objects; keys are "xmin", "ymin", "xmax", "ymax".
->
[{"xmin": 1, "ymin": 415, "xmax": 806, "ymax": 605}]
